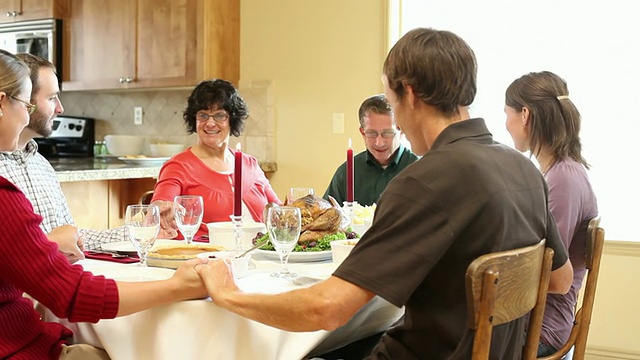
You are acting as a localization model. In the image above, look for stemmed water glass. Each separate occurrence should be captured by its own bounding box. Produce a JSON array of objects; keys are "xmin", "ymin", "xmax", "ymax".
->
[
  {"xmin": 287, "ymin": 187, "xmax": 314, "ymax": 204},
  {"xmin": 266, "ymin": 206, "xmax": 301, "ymax": 278},
  {"xmin": 173, "ymin": 195, "xmax": 204, "ymax": 244},
  {"xmin": 125, "ymin": 204, "xmax": 161, "ymax": 266}
]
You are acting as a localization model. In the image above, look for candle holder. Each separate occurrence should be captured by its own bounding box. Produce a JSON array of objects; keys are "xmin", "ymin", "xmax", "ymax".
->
[
  {"xmin": 230, "ymin": 215, "xmax": 244, "ymax": 253},
  {"xmin": 343, "ymin": 201, "xmax": 358, "ymax": 230}
]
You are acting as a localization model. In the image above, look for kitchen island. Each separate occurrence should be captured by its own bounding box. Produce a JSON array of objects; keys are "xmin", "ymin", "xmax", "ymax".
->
[
  {"xmin": 51, "ymin": 158, "xmax": 278, "ymax": 182},
  {"xmin": 52, "ymin": 158, "xmax": 160, "ymax": 230},
  {"xmin": 51, "ymin": 158, "xmax": 277, "ymax": 230},
  {"xmin": 50, "ymin": 157, "xmax": 162, "ymax": 183}
]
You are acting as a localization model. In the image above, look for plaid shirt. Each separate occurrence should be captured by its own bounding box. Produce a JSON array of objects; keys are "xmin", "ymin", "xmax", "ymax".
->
[{"xmin": 0, "ymin": 140, "xmax": 125, "ymax": 250}]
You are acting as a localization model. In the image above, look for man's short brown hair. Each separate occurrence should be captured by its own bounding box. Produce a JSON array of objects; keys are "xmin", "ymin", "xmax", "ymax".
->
[
  {"xmin": 15, "ymin": 53, "xmax": 55, "ymax": 101},
  {"xmin": 383, "ymin": 28, "xmax": 477, "ymax": 116},
  {"xmin": 358, "ymin": 94, "xmax": 392, "ymax": 128}
]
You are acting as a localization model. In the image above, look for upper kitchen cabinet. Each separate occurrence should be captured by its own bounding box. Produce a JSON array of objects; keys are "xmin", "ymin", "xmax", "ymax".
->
[
  {"xmin": 0, "ymin": 0, "xmax": 69, "ymax": 22},
  {"xmin": 62, "ymin": 0, "xmax": 239, "ymax": 91}
]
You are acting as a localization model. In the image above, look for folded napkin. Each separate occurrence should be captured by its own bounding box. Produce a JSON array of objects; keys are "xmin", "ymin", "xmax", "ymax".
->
[
  {"xmin": 193, "ymin": 235, "xmax": 209, "ymax": 243},
  {"xmin": 84, "ymin": 251, "xmax": 140, "ymax": 264}
]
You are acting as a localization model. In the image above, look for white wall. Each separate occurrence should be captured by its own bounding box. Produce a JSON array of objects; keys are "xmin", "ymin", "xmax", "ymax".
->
[{"xmin": 399, "ymin": 0, "xmax": 640, "ymax": 241}]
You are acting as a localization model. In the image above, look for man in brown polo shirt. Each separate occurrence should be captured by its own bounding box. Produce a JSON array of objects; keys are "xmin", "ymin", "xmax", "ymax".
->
[{"xmin": 195, "ymin": 28, "xmax": 574, "ymax": 359}]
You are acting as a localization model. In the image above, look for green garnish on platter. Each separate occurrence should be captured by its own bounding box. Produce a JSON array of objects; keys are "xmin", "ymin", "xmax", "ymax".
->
[{"xmin": 255, "ymin": 231, "xmax": 348, "ymax": 252}]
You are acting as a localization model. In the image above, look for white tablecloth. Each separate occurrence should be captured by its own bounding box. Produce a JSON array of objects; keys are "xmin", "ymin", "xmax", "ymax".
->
[{"xmin": 48, "ymin": 256, "xmax": 403, "ymax": 360}]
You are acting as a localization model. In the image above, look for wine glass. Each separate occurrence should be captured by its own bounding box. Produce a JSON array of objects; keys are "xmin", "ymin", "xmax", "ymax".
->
[
  {"xmin": 173, "ymin": 195, "xmax": 204, "ymax": 244},
  {"xmin": 125, "ymin": 204, "xmax": 161, "ymax": 266},
  {"xmin": 287, "ymin": 187, "xmax": 314, "ymax": 204},
  {"xmin": 266, "ymin": 206, "xmax": 301, "ymax": 278}
]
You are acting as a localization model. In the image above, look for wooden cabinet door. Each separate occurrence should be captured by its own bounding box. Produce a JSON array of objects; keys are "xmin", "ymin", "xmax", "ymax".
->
[
  {"xmin": 63, "ymin": 0, "xmax": 136, "ymax": 90},
  {"xmin": 0, "ymin": 0, "xmax": 22, "ymax": 21},
  {"xmin": 0, "ymin": 0, "xmax": 69, "ymax": 23},
  {"xmin": 63, "ymin": 0, "xmax": 239, "ymax": 90},
  {"xmin": 134, "ymin": 0, "xmax": 199, "ymax": 88},
  {"xmin": 60, "ymin": 180, "xmax": 110, "ymax": 230}
]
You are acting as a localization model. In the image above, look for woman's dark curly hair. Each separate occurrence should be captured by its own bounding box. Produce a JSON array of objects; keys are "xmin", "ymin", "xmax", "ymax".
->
[{"xmin": 183, "ymin": 79, "xmax": 248, "ymax": 137}]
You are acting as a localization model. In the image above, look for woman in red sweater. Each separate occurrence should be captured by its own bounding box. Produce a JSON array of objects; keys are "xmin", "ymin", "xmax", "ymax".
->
[
  {"xmin": 151, "ymin": 79, "xmax": 282, "ymax": 239},
  {"xmin": 0, "ymin": 50, "xmax": 208, "ymax": 359}
]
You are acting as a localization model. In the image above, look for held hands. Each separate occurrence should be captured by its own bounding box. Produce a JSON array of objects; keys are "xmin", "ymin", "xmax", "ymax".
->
[
  {"xmin": 152, "ymin": 200, "xmax": 179, "ymax": 239},
  {"xmin": 47, "ymin": 225, "xmax": 85, "ymax": 263},
  {"xmin": 172, "ymin": 258, "xmax": 210, "ymax": 299},
  {"xmin": 194, "ymin": 258, "xmax": 240, "ymax": 304}
]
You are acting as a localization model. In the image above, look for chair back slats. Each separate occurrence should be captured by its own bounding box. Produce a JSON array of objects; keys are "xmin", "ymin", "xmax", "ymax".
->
[
  {"xmin": 538, "ymin": 216, "xmax": 604, "ymax": 360},
  {"xmin": 466, "ymin": 239, "xmax": 553, "ymax": 360}
]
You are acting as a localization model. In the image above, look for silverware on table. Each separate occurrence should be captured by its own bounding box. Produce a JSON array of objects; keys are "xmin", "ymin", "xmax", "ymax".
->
[
  {"xmin": 236, "ymin": 239, "xmax": 268, "ymax": 258},
  {"xmin": 285, "ymin": 276, "xmax": 324, "ymax": 286},
  {"xmin": 87, "ymin": 250, "xmax": 130, "ymax": 259}
]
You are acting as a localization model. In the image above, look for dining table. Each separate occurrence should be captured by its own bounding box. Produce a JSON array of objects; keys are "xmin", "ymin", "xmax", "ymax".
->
[{"xmin": 45, "ymin": 250, "xmax": 403, "ymax": 360}]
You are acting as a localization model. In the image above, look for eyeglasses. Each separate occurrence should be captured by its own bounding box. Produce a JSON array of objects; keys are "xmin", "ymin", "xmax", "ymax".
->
[
  {"xmin": 195, "ymin": 111, "xmax": 229, "ymax": 124},
  {"xmin": 363, "ymin": 130, "xmax": 398, "ymax": 139},
  {"xmin": 10, "ymin": 95, "xmax": 37, "ymax": 115}
]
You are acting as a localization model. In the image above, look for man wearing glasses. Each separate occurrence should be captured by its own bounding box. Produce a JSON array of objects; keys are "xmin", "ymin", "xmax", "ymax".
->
[{"xmin": 323, "ymin": 94, "xmax": 418, "ymax": 206}]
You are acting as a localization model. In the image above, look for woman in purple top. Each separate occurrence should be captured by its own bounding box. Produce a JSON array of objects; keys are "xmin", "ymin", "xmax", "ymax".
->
[{"xmin": 505, "ymin": 71, "xmax": 599, "ymax": 356}]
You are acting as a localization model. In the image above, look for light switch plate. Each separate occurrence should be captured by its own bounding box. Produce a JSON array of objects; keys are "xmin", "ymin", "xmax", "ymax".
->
[{"xmin": 134, "ymin": 106, "xmax": 143, "ymax": 125}]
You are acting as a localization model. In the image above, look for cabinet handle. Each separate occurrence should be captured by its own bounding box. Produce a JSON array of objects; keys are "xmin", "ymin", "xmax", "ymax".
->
[
  {"xmin": 118, "ymin": 77, "xmax": 126, "ymax": 83},
  {"xmin": 6, "ymin": 11, "xmax": 18, "ymax": 17},
  {"xmin": 125, "ymin": 77, "xmax": 134, "ymax": 83}
]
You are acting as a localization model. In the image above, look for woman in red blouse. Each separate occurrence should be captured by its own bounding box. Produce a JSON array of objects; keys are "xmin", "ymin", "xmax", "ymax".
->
[{"xmin": 152, "ymin": 79, "xmax": 282, "ymax": 239}]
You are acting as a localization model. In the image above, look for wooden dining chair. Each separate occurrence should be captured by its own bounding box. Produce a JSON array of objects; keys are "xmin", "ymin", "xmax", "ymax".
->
[
  {"xmin": 538, "ymin": 216, "xmax": 604, "ymax": 360},
  {"xmin": 466, "ymin": 239, "xmax": 554, "ymax": 360},
  {"xmin": 139, "ymin": 190, "xmax": 154, "ymax": 205}
]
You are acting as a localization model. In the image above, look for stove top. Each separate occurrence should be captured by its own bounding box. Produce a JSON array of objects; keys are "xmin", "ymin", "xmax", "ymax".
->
[{"xmin": 34, "ymin": 115, "xmax": 95, "ymax": 158}]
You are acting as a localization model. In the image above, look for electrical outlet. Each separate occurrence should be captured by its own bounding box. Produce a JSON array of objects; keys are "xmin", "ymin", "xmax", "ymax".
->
[
  {"xmin": 134, "ymin": 106, "xmax": 143, "ymax": 125},
  {"xmin": 332, "ymin": 113, "xmax": 345, "ymax": 134}
]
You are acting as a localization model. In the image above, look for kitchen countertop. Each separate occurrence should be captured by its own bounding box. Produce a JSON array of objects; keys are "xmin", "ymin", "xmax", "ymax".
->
[
  {"xmin": 50, "ymin": 158, "xmax": 278, "ymax": 183},
  {"xmin": 51, "ymin": 157, "xmax": 162, "ymax": 182}
]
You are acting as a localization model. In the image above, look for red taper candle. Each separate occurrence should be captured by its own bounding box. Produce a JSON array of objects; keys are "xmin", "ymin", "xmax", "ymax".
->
[
  {"xmin": 346, "ymin": 138, "xmax": 354, "ymax": 202},
  {"xmin": 233, "ymin": 143, "xmax": 243, "ymax": 216}
]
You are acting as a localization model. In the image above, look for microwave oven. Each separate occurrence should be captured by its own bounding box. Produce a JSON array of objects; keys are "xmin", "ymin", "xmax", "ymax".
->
[{"xmin": 0, "ymin": 18, "xmax": 62, "ymax": 79}]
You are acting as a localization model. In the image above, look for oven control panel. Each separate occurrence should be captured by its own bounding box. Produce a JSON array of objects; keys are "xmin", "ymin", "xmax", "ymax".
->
[
  {"xmin": 34, "ymin": 115, "xmax": 95, "ymax": 158},
  {"xmin": 50, "ymin": 117, "xmax": 89, "ymax": 138}
]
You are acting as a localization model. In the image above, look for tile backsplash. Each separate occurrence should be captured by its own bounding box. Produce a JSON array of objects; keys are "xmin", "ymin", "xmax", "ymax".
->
[{"xmin": 59, "ymin": 81, "xmax": 276, "ymax": 163}]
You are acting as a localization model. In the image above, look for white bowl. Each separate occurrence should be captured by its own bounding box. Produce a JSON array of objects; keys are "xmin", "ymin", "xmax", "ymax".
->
[
  {"xmin": 104, "ymin": 135, "xmax": 145, "ymax": 156},
  {"xmin": 206, "ymin": 221, "xmax": 266, "ymax": 251},
  {"xmin": 197, "ymin": 251, "xmax": 251, "ymax": 278},
  {"xmin": 150, "ymin": 143, "xmax": 184, "ymax": 157},
  {"xmin": 352, "ymin": 222, "xmax": 372, "ymax": 237},
  {"xmin": 330, "ymin": 239, "xmax": 359, "ymax": 264}
]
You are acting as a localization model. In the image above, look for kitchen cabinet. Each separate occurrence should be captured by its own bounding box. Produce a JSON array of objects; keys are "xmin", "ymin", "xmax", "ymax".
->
[
  {"xmin": 0, "ymin": 0, "xmax": 69, "ymax": 23},
  {"xmin": 61, "ymin": 178, "xmax": 156, "ymax": 229},
  {"xmin": 62, "ymin": 0, "xmax": 239, "ymax": 91}
]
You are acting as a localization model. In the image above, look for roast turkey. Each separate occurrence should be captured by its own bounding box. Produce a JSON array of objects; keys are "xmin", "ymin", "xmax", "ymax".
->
[{"xmin": 289, "ymin": 195, "xmax": 346, "ymax": 243}]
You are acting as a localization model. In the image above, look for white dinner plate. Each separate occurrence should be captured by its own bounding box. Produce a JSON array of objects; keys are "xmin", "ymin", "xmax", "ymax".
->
[
  {"xmin": 254, "ymin": 249, "xmax": 332, "ymax": 262},
  {"xmin": 100, "ymin": 241, "xmax": 137, "ymax": 255},
  {"xmin": 100, "ymin": 239, "xmax": 178, "ymax": 255},
  {"xmin": 117, "ymin": 156, "xmax": 170, "ymax": 166}
]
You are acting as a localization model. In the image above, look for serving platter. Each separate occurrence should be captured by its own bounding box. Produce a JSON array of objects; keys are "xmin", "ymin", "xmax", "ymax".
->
[
  {"xmin": 254, "ymin": 249, "xmax": 332, "ymax": 263},
  {"xmin": 117, "ymin": 156, "xmax": 170, "ymax": 166}
]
